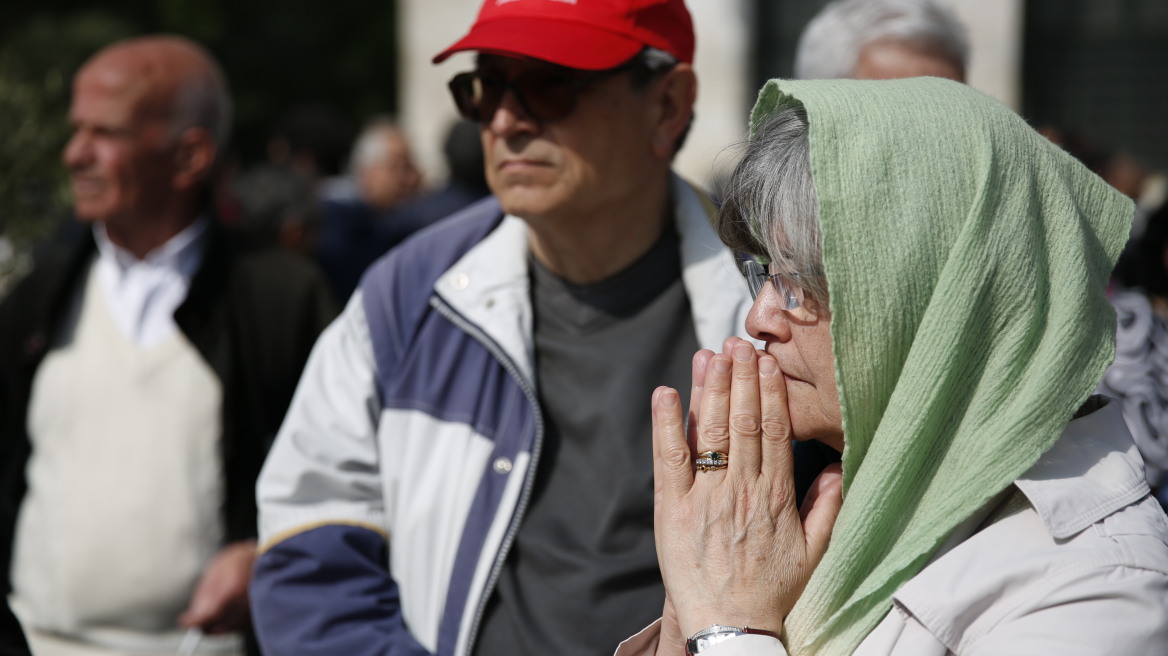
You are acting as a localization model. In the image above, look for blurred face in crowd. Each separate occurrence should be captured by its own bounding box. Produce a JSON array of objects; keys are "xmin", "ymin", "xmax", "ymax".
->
[
  {"xmin": 63, "ymin": 51, "xmax": 183, "ymax": 228},
  {"xmin": 853, "ymin": 40, "xmax": 965, "ymax": 82},
  {"xmin": 476, "ymin": 55, "xmax": 666, "ymax": 226},
  {"xmin": 357, "ymin": 128, "xmax": 422, "ymax": 210}
]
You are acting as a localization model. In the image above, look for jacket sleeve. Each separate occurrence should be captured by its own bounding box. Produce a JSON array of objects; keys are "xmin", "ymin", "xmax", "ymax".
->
[{"xmin": 250, "ymin": 292, "xmax": 428, "ymax": 656}]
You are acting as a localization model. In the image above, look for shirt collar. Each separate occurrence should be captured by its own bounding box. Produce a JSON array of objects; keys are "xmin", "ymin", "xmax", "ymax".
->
[
  {"xmin": 1015, "ymin": 396, "xmax": 1151, "ymax": 539},
  {"xmin": 93, "ymin": 217, "xmax": 209, "ymax": 279}
]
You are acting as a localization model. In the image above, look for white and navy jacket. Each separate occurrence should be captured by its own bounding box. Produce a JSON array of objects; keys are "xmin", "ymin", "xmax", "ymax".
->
[{"xmin": 251, "ymin": 177, "xmax": 755, "ymax": 656}]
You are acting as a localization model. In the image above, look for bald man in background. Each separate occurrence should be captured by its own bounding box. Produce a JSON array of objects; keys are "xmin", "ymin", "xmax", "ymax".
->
[{"xmin": 0, "ymin": 36, "xmax": 335, "ymax": 654}]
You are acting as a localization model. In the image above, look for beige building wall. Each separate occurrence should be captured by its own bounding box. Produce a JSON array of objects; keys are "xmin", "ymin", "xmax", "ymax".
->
[
  {"xmin": 940, "ymin": 0, "xmax": 1023, "ymax": 109},
  {"xmin": 399, "ymin": 0, "xmax": 480, "ymax": 186},
  {"xmin": 674, "ymin": 0, "xmax": 754, "ymax": 186}
]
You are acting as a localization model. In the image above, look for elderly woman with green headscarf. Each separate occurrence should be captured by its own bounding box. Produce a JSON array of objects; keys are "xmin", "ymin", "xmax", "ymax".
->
[{"xmin": 620, "ymin": 77, "xmax": 1168, "ymax": 656}]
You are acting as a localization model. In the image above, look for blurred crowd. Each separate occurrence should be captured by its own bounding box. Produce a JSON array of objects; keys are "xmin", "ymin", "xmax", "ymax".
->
[
  {"xmin": 1, "ymin": 0, "xmax": 1166, "ymax": 655},
  {"xmin": 222, "ymin": 109, "xmax": 490, "ymax": 303}
]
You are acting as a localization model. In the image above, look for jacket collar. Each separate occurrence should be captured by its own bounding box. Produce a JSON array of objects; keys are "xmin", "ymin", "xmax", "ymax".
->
[
  {"xmin": 1015, "ymin": 396, "xmax": 1150, "ymax": 539},
  {"xmin": 886, "ymin": 396, "xmax": 1152, "ymax": 653},
  {"xmin": 20, "ymin": 228, "xmax": 99, "ymax": 366},
  {"xmin": 433, "ymin": 175, "xmax": 755, "ymax": 382},
  {"xmin": 173, "ymin": 218, "xmax": 239, "ymax": 342}
]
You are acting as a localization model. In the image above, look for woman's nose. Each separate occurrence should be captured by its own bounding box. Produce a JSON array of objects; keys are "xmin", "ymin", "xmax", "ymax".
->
[{"xmin": 745, "ymin": 287, "xmax": 792, "ymax": 343}]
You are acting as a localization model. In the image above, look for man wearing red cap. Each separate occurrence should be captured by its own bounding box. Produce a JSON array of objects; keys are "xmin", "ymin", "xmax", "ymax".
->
[{"xmin": 250, "ymin": 2, "xmax": 753, "ymax": 655}]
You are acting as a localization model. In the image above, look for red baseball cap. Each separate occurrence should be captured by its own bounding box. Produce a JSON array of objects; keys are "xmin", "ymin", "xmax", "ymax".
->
[{"xmin": 432, "ymin": 0, "xmax": 695, "ymax": 71}]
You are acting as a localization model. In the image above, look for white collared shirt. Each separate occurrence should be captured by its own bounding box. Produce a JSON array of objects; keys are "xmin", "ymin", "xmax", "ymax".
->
[{"xmin": 93, "ymin": 218, "xmax": 208, "ymax": 349}]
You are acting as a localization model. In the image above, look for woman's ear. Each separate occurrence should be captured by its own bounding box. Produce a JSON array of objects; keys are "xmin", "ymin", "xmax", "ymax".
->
[
  {"xmin": 649, "ymin": 63, "xmax": 697, "ymax": 160},
  {"xmin": 172, "ymin": 127, "xmax": 217, "ymax": 191}
]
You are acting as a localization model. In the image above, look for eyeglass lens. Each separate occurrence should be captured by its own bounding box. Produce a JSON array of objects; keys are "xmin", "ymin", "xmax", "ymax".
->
[{"xmin": 740, "ymin": 259, "xmax": 803, "ymax": 310}]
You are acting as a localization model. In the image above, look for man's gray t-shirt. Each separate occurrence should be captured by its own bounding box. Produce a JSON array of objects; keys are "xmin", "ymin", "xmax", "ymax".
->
[{"xmin": 472, "ymin": 227, "xmax": 701, "ymax": 655}]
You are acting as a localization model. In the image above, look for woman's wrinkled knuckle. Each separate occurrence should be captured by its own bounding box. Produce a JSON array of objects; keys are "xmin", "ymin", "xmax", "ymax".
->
[
  {"xmin": 760, "ymin": 417, "xmax": 792, "ymax": 442},
  {"xmin": 703, "ymin": 423, "xmax": 730, "ymax": 443},
  {"xmin": 729, "ymin": 413, "xmax": 762, "ymax": 437},
  {"xmin": 664, "ymin": 445, "xmax": 691, "ymax": 469}
]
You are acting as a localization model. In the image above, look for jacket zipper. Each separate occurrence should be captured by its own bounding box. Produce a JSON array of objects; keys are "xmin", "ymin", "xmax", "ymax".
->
[{"xmin": 431, "ymin": 295, "xmax": 545, "ymax": 656}]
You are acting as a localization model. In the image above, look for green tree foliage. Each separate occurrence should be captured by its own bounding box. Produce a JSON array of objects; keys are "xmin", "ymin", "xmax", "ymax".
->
[
  {"xmin": 0, "ymin": 11, "xmax": 135, "ymax": 294},
  {"xmin": 0, "ymin": 1, "xmax": 401, "ymax": 297}
]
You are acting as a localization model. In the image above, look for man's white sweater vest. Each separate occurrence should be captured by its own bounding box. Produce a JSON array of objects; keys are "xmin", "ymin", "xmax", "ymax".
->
[{"xmin": 9, "ymin": 260, "xmax": 239, "ymax": 653}]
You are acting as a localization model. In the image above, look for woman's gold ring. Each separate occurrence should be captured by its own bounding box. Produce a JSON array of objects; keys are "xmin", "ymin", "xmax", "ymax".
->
[{"xmin": 694, "ymin": 451, "xmax": 729, "ymax": 471}]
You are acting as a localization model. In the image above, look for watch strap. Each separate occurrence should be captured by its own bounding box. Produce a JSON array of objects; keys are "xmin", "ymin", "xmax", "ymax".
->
[{"xmin": 685, "ymin": 625, "xmax": 780, "ymax": 655}]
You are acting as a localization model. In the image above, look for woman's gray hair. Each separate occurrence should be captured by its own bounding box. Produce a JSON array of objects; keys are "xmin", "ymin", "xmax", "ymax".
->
[
  {"xmin": 717, "ymin": 106, "xmax": 827, "ymax": 305},
  {"xmin": 794, "ymin": 0, "xmax": 969, "ymax": 80}
]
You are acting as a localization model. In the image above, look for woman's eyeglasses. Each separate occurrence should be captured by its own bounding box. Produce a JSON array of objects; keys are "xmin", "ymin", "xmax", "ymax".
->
[
  {"xmin": 448, "ymin": 61, "xmax": 637, "ymax": 124},
  {"xmin": 739, "ymin": 258, "xmax": 805, "ymax": 311}
]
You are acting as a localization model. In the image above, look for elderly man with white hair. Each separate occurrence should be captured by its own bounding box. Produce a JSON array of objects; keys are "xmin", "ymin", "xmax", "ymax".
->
[
  {"xmin": 315, "ymin": 117, "xmax": 425, "ymax": 301},
  {"xmin": 0, "ymin": 35, "xmax": 335, "ymax": 654},
  {"xmin": 795, "ymin": 0, "xmax": 969, "ymax": 82},
  {"xmin": 350, "ymin": 118, "xmax": 422, "ymax": 212}
]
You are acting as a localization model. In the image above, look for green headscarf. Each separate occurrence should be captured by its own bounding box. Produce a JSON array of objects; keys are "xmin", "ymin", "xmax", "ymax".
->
[{"xmin": 747, "ymin": 78, "xmax": 1134, "ymax": 654}]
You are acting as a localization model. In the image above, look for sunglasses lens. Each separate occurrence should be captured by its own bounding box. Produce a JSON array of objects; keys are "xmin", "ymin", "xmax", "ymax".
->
[
  {"xmin": 515, "ymin": 72, "xmax": 578, "ymax": 122},
  {"xmin": 449, "ymin": 70, "xmax": 584, "ymax": 123},
  {"xmin": 449, "ymin": 73, "xmax": 501, "ymax": 122}
]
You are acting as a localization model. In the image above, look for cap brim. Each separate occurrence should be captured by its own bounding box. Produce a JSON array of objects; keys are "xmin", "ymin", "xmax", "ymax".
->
[{"xmin": 433, "ymin": 17, "xmax": 645, "ymax": 70}]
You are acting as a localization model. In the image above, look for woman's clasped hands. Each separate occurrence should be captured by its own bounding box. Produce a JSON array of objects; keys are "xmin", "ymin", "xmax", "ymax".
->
[{"xmin": 651, "ymin": 337, "xmax": 844, "ymax": 651}]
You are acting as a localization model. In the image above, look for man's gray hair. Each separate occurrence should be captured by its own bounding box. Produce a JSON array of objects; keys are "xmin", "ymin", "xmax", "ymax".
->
[
  {"xmin": 631, "ymin": 46, "xmax": 680, "ymax": 85},
  {"xmin": 629, "ymin": 46, "xmax": 692, "ymax": 156},
  {"xmin": 350, "ymin": 116, "xmax": 405, "ymax": 171},
  {"xmin": 794, "ymin": 0, "xmax": 969, "ymax": 80},
  {"xmin": 718, "ymin": 106, "xmax": 827, "ymax": 305}
]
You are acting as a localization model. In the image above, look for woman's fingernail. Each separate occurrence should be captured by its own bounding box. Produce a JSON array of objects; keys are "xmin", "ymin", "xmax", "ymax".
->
[
  {"xmin": 759, "ymin": 357, "xmax": 778, "ymax": 376},
  {"xmin": 713, "ymin": 357, "xmax": 730, "ymax": 374},
  {"xmin": 661, "ymin": 390, "xmax": 678, "ymax": 406},
  {"xmin": 733, "ymin": 342, "xmax": 753, "ymax": 361}
]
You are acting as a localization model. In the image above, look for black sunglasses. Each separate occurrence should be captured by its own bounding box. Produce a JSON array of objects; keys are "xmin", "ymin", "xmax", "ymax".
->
[{"xmin": 447, "ymin": 60, "xmax": 639, "ymax": 124}]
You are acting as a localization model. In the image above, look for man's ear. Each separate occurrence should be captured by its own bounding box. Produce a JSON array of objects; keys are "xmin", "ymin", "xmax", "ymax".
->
[
  {"xmin": 172, "ymin": 127, "xmax": 217, "ymax": 191},
  {"xmin": 649, "ymin": 63, "xmax": 697, "ymax": 160}
]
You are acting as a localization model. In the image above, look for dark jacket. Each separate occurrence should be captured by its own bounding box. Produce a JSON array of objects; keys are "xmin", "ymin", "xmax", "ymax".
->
[
  {"xmin": 0, "ymin": 602, "xmax": 27, "ymax": 656},
  {"xmin": 0, "ymin": 221, "xmax": 337, "ymax": 648}
]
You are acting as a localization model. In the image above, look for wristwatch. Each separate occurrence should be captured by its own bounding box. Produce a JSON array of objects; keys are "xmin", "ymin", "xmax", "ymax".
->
[{"xmin": 685, "ymin": 625, "xmax": 780, "ymax": 654}]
